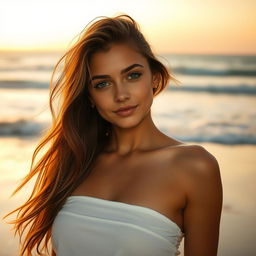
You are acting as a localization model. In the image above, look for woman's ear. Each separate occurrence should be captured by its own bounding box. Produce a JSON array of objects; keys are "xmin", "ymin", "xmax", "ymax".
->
[
  {"xmin": 88, "ymin": 95, "xmax": 95, "ymax": 107},
  {"xmin": 88, "ymin": 94, "xmax": 94, "ymax": 104},
  {"xmin": 152, "ymin": 72, "xmax": 159, "ymax": 89}
]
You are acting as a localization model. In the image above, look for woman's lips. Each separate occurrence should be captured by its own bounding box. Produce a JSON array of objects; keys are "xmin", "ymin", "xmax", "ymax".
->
[{"xmin": 114, "ymin": 105, "xmax": 138, "ymax": 117}]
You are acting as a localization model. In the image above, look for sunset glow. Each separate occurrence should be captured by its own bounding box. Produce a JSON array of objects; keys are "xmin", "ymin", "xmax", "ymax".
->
[{"xmin": 0, "ymin": 0, "xmax": 255, "ymax": 54}]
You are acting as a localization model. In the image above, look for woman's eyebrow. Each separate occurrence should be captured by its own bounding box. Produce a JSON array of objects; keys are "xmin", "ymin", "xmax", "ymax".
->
[{"xmin": 91, "ymin": 63, "xmax": 144, "ymax": 81}]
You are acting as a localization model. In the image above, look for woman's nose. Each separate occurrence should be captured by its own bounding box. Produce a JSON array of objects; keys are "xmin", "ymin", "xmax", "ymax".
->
[{"xmin": 114, "ymin": 82, "xmax": 130, "ymax": 102}]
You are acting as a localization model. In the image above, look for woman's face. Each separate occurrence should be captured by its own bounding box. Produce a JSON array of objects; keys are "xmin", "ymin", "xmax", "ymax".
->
[{"xmin": 88, "ymin": 43, "xmax": 158, "ymax": 129}]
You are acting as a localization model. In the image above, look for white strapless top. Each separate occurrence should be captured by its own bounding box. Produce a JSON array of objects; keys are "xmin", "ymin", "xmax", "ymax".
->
[{"xmin": 51, "ymin": 196, "xmax": 184, "ymax": 256}]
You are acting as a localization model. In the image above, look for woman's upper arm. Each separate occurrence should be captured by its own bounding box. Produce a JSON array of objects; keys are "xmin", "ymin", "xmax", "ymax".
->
[{"xmin": 183, "ymin": 146, "xmax": 223, "ymax": 256}]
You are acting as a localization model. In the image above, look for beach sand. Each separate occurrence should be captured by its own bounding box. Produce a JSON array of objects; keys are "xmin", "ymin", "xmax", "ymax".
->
[
  {"xmin": 179, "ymin": 142, "xmax": 256, "ymax": 256},
  {"xmin": 1, "ymin": 137, "xmax": 256, "ymax": 256}
]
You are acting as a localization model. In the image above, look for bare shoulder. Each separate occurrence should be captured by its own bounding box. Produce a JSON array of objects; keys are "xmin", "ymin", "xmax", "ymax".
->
[
  {"xmin": 170, "ymin": 143, "xmax": 223, "ymax": 209},
  {"xmin": 168, "ymin": 143, "xmax": 221, "ymax": 179},
  {"xmin": 170, "ymin": 143, "xmax": 223, "ymax": 255}
]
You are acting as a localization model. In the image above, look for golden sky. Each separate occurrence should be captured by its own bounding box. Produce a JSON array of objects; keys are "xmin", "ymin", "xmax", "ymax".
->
[{"xmin": 0, "ymin": 0, "xmax": 255, "ymax": 54}]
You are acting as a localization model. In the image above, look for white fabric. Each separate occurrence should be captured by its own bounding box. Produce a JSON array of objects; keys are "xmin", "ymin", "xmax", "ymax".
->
[{"xmin": 51, "ymin": 196, "xmax": 184, "ymax": 256}]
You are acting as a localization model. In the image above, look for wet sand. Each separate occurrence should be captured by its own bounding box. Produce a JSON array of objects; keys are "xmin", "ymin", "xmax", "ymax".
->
[{"xmin": 179, "ymin": 142, "xmax": 256, "ymax": 256}]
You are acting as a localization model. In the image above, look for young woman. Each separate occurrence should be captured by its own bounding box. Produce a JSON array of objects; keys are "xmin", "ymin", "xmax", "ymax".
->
[{"xmin": 4, "ymin": 14, "xmax": 223, "ymax": 256}]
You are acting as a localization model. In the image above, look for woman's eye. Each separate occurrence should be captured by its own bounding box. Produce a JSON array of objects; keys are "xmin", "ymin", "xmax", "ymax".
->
[
  {"xmin": 127, "ymin": 72, "xmax": 142, "ymax": 80},
  {"xmin": 94, "ymin": 81, "xmax": 109, "ymax": 89}
]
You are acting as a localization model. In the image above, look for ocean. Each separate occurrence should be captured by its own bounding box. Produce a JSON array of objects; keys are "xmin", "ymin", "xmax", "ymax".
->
[{"xmin": 0, "ymin": 51, "xmax": 255, "ymax": 144}]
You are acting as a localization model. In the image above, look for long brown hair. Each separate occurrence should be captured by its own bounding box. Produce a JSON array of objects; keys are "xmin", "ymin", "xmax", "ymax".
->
[{"xmin": 3, "ymin": 14, "xmax": 179, "ymax": 255}]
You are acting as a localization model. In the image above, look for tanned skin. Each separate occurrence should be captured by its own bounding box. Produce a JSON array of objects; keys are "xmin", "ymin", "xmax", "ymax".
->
[{"xmin": 71, "ymin": 43, "xmax": 223, "ymax": 256}]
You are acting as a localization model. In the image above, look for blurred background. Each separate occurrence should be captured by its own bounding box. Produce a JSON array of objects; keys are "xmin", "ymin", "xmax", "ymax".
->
[{"xmin": 0, "ymin": 0, "xmax": 256, "ymax": 255}]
